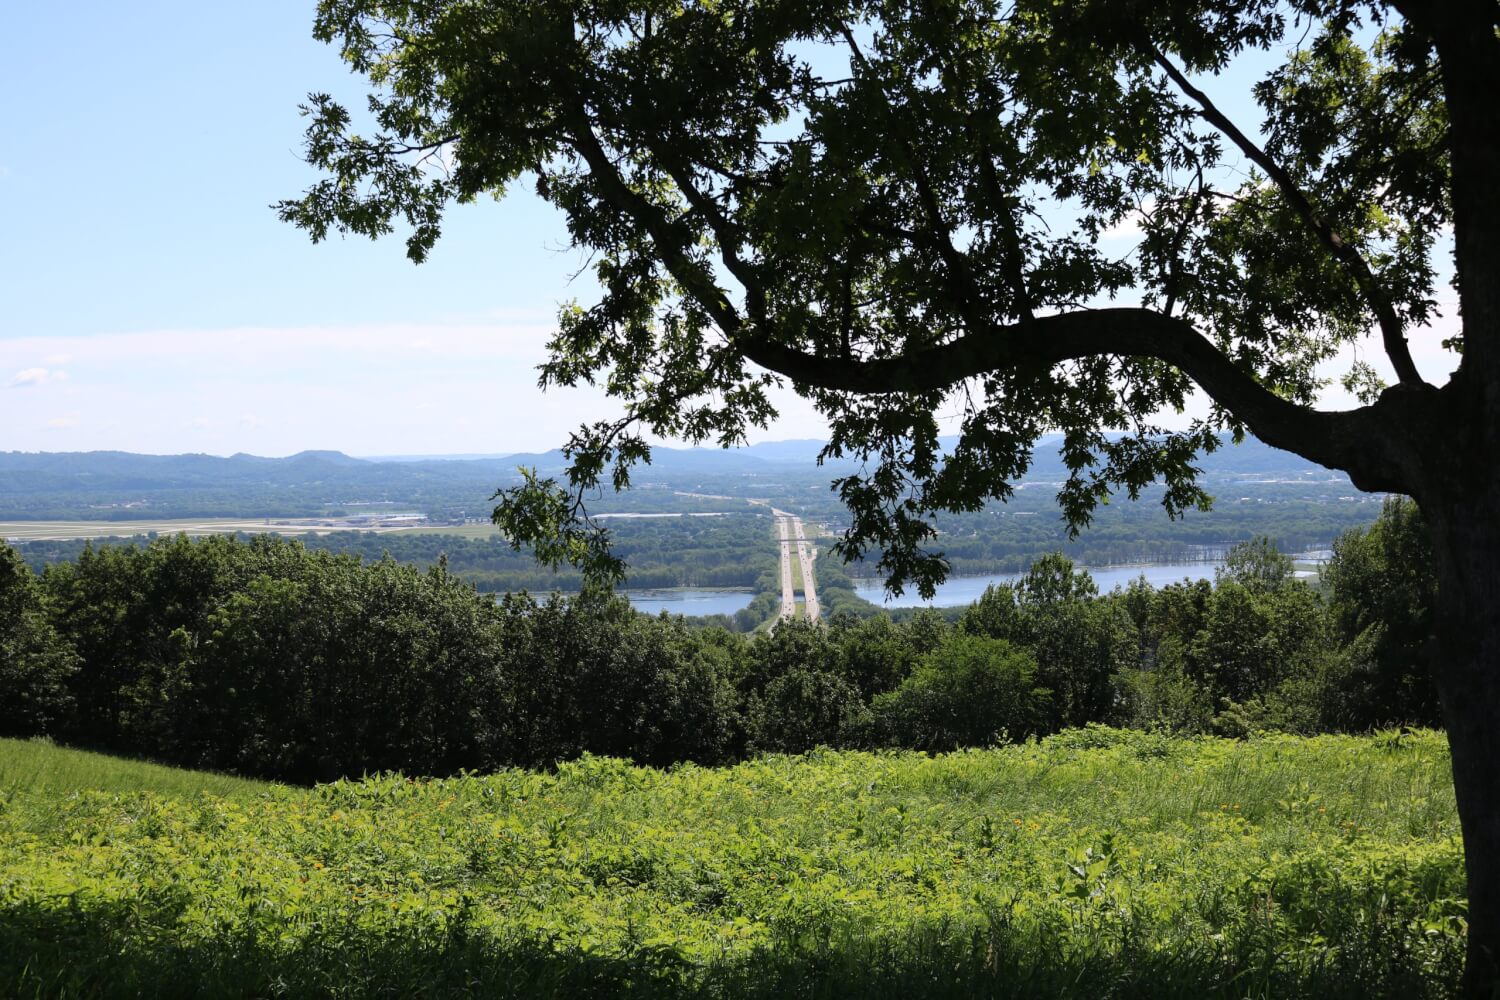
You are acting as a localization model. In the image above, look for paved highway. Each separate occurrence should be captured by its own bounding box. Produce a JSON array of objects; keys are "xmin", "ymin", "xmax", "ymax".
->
[
  {"xmin": 777, "ymin": 516, "xmax": 797, "ymax": 620},
  {"xmin": 773, "ymin": 510, "xmax": 819, "ymax": 624},
  {"xmin": 792, "ymin": 517, "xmax": 820, "ymax": 621}
]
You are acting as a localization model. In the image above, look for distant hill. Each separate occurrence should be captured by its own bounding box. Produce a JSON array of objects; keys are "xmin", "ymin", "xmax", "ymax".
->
[
  {"xmin": 366, "ymin": 433, "xmax": 1332, "ymax": 477},
  {"xmin": 286, "ymin": 450, "xmax": 369, "ymax": 467},
  {"xmin": 0, "ymin": 435, "xmax": 1335, "ymax": 491},
  {"xmin": 1006, "ymin": 435, "xmax": 1343, "ymax": 481},
  {"xmin": 739, "ymin": 439, "xmax": 832, "ymax": 464},
  {"xmin": 0, "ymin": 435, "xmax": 1347, "ymax": 523},
  {"xmin": 0, "ymin": 449, "xmax": 375, "ymax": 490},
  {"xmin": 359, "ymin": 453, "xmax": 516, "ymax": 463},
  {"xmin": 361, "ymin": 443, "xmax": 835, "ymax": 472}
]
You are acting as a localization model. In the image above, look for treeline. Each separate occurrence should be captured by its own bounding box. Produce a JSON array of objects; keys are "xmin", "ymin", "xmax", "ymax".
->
[
  {"xmin": 0, "ymin": 499, "xmax": 1434, "ymax": 783},
  {"xmin": 16, "ymin": 515, "xmax": 780, "ymax": 594},
  {"xmin": 841, "ymin": 493, "xmax": 1382, "ymax": 578}
]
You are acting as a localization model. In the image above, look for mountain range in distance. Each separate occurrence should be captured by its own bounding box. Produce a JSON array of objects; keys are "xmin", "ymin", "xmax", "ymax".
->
[
  {"xmin": 0, "ymin": 434, "xmax": 1368, "ymax": 528},
  {"xmin": 364, "ymin": 434, "xmax": 1347, "ymax": 478},
  {"xmin": 0, "ymin": 440, "xmax": 1362, "ymax": 515},
  {"xmin": 363, "ymin": 437, "xmax": 836, "ymax": 465},
  {"xmin": 0, "ymin": 435, "xmax": 1349, "ymax": 485}
]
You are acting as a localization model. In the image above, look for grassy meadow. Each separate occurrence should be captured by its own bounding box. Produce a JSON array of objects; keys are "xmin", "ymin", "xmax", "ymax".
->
[
  {"xmin": 0, "ymin": 730, "xmax": 1465, "ymax": 998},
  {"xmin": 0, "ymin": 739, "xmax": 275, "ymax": 801}
]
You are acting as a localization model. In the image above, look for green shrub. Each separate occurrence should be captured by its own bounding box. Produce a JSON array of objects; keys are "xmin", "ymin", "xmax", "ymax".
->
[{"xmin": 871, "ymin": 634, "xmax": 1048, "ymax": 750}]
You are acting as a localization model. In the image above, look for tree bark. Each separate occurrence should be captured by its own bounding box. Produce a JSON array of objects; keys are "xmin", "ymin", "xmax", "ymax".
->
[{"xmin": 1425, "ymin": 491, "xmax": 1500, "ymax": 998}]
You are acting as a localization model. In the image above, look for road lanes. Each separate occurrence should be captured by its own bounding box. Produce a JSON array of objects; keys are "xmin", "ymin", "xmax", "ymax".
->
[
  {"xmin": 773, "ymin": 510, "xmax": 819, "ymax": 623},
  {"xmin": 777, "ymin": 516, "xmax": 797, "ymax": 620}
]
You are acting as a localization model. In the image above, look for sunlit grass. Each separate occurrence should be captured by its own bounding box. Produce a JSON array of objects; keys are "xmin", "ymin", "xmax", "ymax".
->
[
  {"xmin": 0, "ymin": 729, "xmax": 1463, "ymax": 998},
  {"xmin": 0, "ymin": 738, "xmax": 276, "ymax": 801}
]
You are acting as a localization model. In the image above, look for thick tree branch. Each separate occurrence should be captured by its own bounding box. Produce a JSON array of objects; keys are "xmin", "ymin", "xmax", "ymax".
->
[
  {"xmin": 914, "ymin": 0, "xmax": 1035, "ymax": 323},
  {"xmin": 737, "ymin": 307, "xmax": 1407, "ymax": 492},
  {"xmin": 638, "ymin": 142, "xmax": 765, "ymax": 302},
  {"xmin": 978, "ymin": 153, "xmax": 1036, "ymax": 323},
  {"xmin": 552, "ymin": 19, "xmax": 1411, "ymax": 498},
  {"xmin": 564, "ymin": 112, "xmax": 747, "ymax": 339},
  {"xmin": 1149, "ymin": 47, "xmax": 1427, "ymax": 390},
  {"xmin": 1161, "ymin": 175, "xmax": 1205, "ymax": 319},
  {"xmin": 568, "ymin": 99, "xmax": 1409, "ymax": 496}
]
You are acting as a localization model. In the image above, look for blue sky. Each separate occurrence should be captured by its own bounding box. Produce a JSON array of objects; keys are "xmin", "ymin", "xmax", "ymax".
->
[
  {"xmin": 1, "ymin": 1, "xmax": 657, "ymax": 456},
  {"xmin": 0, "ymin": 3, "xmax": 1457, "ymax": 457}
]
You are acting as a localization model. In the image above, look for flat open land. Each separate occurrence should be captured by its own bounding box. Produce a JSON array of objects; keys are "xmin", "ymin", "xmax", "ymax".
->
[
  {"xmin": 0, "ymin": 730, "xmax": 1464, "ymax": 998},
  {"xmin": 0, "ymin": 518, "xmax": 457, "ymax": 542},
  {"xmin": 383, "ymin": 521, "xmax": 504, "ymax": 539}
]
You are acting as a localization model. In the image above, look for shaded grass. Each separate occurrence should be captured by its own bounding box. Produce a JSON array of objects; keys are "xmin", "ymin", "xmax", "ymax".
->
[
  {"xmin": 0, "ymin": 900, "xmax": 1451, "ymax": 1000},
  {"xmin": 0, "ymin": 729, "xmax": 1465, "ymax": 998}
]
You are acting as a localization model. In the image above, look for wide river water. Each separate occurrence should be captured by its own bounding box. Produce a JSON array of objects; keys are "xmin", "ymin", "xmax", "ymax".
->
[
  {"xmin": 625, "ymin": 589, "xmax": 757, "ymax": 616},
  {"xmin": 623, "ymin": 563, "xmax": 1218, "ymax": 616},
  {"xmin": 852, "ymin": 561, "xmax": 1226, "ymax": 608},
  {"xmin": 622, "ymin": 553, "xmax": 1328, "ymax": 615}
]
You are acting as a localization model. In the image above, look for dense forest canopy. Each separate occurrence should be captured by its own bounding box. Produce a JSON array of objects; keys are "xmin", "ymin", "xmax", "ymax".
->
[{"xmin": 0, "ymin": 499, "xmax": 1436, "ymax": 781}]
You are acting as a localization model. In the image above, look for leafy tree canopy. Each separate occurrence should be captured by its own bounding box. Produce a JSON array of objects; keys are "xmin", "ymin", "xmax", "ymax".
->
[
  {"xmin": 280, "ymin": 0, "xmax": 1461, "ymax": 596},
  {"xmin": 279, "ymin": 11, "xmax": 1500, "ymax": 984},
  {"xmin": 1216, "ymin": 535, "xmax": 1295, "ymax": 594}
]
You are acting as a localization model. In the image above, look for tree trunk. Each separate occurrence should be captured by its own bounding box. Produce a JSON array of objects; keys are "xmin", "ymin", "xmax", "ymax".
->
[{"xmin": 1426, "ymin": 497, "xmax": 1500, "ymax": 998}]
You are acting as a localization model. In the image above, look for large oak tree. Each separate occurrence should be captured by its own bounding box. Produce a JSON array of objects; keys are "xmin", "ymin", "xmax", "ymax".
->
[{"xmin": 280, "ymin": 0, "xmax": 1500, "ymax": 991}]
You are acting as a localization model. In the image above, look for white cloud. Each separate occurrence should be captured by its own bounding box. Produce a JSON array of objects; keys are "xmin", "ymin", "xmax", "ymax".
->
[
  {"xmin": 43, "ymin": 353, "xmax": 73, "ymax": 365},
  {"xmin": 0, "ymin": 322, "xmax": 556, "ymax": 371},
  {"xmin": 7, "ymin": 367, "xmax": 67, "ymax": 388},
  {"xmin": 7, "ymin": 368, "xmax": 48, "ymax": 388},
  {"xmin": 1100, "ymin": 216, "xmax": 1143, "ymax": 241},
  {"xmin": 44, "ymin": 414, "xmax": 80, "ymax": 429},
  {"xmin": 1099, "ymin": 200, "xmax": 1155, "ymax": 242},
  {"xmin": 0, "ymin": 320, "xmax": 829, "ymax": 456},
  {"xmin": 483, "ymin": 305, "xmax": 560, "ymax": 323}
]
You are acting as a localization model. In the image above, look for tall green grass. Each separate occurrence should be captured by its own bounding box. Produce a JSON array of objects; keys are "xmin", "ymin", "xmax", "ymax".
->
[
  {"xmin": 0, "ymin": 738, "xmax": 275, "ymax": 801},
  {"xmin": 0, "ymin": 729, "xmax": 1465, "ymax": 998}
]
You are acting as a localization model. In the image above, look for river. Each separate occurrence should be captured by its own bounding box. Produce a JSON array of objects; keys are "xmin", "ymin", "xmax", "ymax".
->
[
  {"xmin": 617, "ymin": 552, "xmax": 1329, "ymax": 615},
  {"xmin": 853, "ymin": 561, "xmax": 1227, "ymax": 608},
  {"xmin": 625, "ymin": 589, "xmax": 756, "ymax": 616}
]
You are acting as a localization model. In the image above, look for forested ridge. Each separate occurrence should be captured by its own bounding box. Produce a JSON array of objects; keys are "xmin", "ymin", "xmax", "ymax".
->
[
  {"xmin": 0, "ymin": 436, "xmax": 1365, "ymax": 523},
  {"xmin": 15, "ymin": 516, "xmax": 781, "ymax": 594}
]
